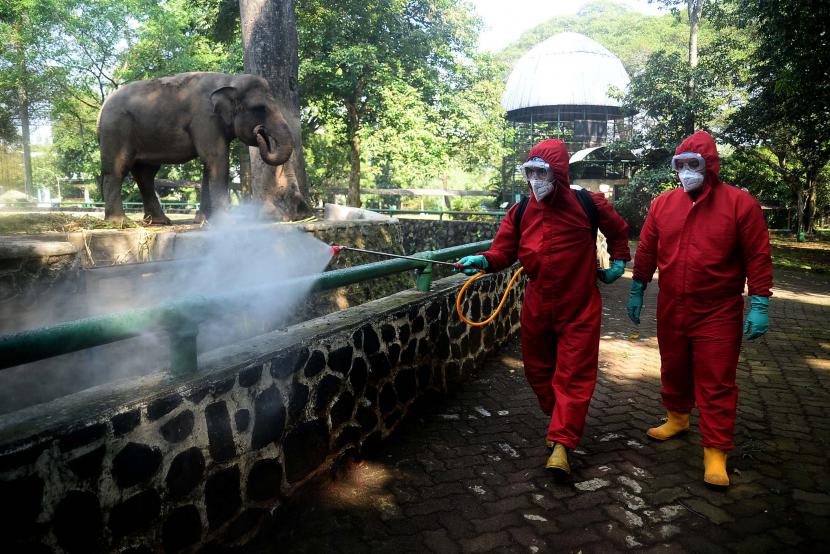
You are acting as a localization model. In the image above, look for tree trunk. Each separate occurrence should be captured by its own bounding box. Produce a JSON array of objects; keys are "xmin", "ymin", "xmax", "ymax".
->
[
  {"xmin": 239, "ymin": 0, "xmax": 310, "ymax": 220},
  {"xmin": 442, "ymin": 173, "xmax": 451, "ymax": 210},
  {"xmin": 685, "ymin": 0, "xmax": 703, "ymax": 136},
  {"xmin": 17, "ymin": 60, "xmax": 33, "ymax": 198},
  {"xmin": 796, "ymin": 187, "xmax": 805, "ymax": 235},
  {"xmin": 805, "ymin": 170, "xmax": 818, "ymax": 234},
  {"xmin": 346, "ymin": 102, "xmax": 361, "ymax": 207}
]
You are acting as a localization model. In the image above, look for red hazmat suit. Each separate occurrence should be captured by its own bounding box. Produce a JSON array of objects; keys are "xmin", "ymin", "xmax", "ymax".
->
[
  {"xmin": 483, "ymin": 139, "xmax": 631, "ymax": 448},
  {"xmin": 632, "ymin": 131, "xmax": 773, "ymax": 451}
]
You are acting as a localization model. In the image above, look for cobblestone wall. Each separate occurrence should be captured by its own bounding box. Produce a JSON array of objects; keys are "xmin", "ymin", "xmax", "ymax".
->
[
  {"xmin": 397, "ymin": 218, "xmax": 611, "ymax": 269},
  {"xmin": 399, "ymin": 219, "xmax": 500, "ymax": 254},
  {"xmin": 0, "ymin": 270, "xmax": 526, "ymax": 553}
]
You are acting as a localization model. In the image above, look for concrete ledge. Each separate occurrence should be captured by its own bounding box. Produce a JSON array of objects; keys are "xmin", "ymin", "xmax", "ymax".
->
[{"xmin": 0, "ymin": 239, "xmax": 79, "ymax": 258}]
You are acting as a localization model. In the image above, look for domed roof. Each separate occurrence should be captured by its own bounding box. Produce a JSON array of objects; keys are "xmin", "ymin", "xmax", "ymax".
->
[{"xmin": 502, "ymin": 32, "xmax": 630, "ymax": 113}]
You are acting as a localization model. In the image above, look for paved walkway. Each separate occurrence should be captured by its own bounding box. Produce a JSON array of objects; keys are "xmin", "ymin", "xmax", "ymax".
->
[{"xmin": 251, "ymin": 267, "xmax": 830, "ymax": 553}]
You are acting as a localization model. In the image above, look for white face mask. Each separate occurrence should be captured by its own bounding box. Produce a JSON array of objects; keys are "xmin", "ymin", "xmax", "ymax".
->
[
  {"xmin": 530, "ymin": 179, "xmax": 553, "ymax": 202},
  {"xmin": 678, "ymin": 169, "xmax": 704, "ymax": 192}
]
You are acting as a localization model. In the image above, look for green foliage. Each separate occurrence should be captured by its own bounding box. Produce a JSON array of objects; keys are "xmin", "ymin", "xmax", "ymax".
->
[
  {"xmin": 297, "ymin": 0, "xmax": 503, "ymax": 204},
  {"xmin": 614, "ymin": 167, "xmax": 676, "ymax": 236},
  {"xmin": 51, "ymin": 100, "xmax": 99, "ymax": 180},
  {"xmin": 439, "ymin": 54, "xmax": 511, "ymax": 174},
  {"xmin": 724, "ymin": 0, "xmax": 830, "ymax": 233},
  {"xmin": 119, "ymin": 0, "xmax": 238, "ymax": 81},
  {"xmin": 719, "ymin": 148, "xmax": 789, "ymax": 206},
  {"xmin": 365, "ymin": 81, "xmax": 445, "ymax": 188},
  {"xmin": 617, "ymin": 1, "xmax": 751, "ymax": 149},
  {"xmin": 497, "ymin": 0, "xmax": 690, "ymax": 75}
]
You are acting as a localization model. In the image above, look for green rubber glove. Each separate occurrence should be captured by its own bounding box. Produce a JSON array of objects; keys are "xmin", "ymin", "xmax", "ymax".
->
[
  {"xmin": 627, "ymin": 279, "xmax": 646, "ymax": 325},
  {"xmin": 455, "ymin": 255, "xmax": 488, "ymax": 276},
  {"xmin": 598, "ymin": 259, "xmax": 626, "ymax": 284},
  {"xmin": 743, "ymin": 295, "xmax": 769, "ymax": 340}
]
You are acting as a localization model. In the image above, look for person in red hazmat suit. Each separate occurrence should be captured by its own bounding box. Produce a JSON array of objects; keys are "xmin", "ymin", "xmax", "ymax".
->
[
  {"xmin": 454, "ymin": 139, "xmax": 631, "ymax": 477},
  {"xmin": 627, "ymin": 130, "xmax": 773, "ymax": 488}
]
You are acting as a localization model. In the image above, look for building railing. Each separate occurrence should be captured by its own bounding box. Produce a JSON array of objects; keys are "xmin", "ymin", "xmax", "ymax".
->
[
  {"xmin": 0, "ymin": 201, "xmax": 200, "ymax": 210},
  {"xmin": 0, "ymin": 240, "xmax": 493, "ymax": 375},
  {"xmin": 0, "ymin": 203, "xmax": 511, "ymax": 219},
  {"xmin": 373, "ymin": 208, "xmax": 507, "ymax": 221}
]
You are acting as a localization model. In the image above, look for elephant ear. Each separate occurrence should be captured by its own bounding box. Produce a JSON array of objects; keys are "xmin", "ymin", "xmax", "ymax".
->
[{"xmin": 210, "ymin": 86, "xmax": 238, "ymax": 127}]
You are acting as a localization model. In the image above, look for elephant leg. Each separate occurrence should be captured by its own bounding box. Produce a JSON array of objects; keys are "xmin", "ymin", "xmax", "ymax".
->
[
  {"xmin": 194, "ymin": 136, "xmax": 231, "ymax": 220},
  {"xmin": 204, "ymin": 157, "xmax": 231, "ymax": 219},
  {"xmin": 196, "ymin": 163, "xmax": 211, "ymax": 222},
  {"xmin": 101, "ymin": 152, "xmax": 130, "ymax": 222},
  {"xmin": 130, "ymin": 163, "xmax": 170, "ymax": 225}
]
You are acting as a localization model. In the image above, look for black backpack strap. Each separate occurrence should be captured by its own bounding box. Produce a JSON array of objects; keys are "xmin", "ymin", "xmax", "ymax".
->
[
  {"xmin": 512, "ymin": 189, "xmax": 598, "ymax": 241},
  {"xmin": 573, "ymin": 187, "xmax": 599, "ymax": 241},
  {"xmin": 512, "ymin": 195, "xmax": 530, "ymax": 237}
]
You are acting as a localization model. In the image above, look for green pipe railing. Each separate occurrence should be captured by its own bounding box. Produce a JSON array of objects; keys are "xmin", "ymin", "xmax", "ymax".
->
[{"xmin": 0, "ymin": 240, "xmax": 493, "ymax": 375}]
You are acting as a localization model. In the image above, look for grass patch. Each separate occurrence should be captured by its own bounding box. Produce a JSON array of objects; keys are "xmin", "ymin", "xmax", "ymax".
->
[
  {"xmin": 770, "ymin": 237, "xmax": 830, "ymax": 273},
  {"xmin": 0, "ymin": 213, "xmax": 140, "ymax": 234}
]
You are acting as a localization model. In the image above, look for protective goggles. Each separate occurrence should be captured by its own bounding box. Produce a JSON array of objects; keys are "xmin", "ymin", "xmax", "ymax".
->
[
  {"xmin": 671, "ymin": 152, "xmax": 706, "ymax": 173},
  {"xmin": 520, "ymin": 157, "xmax": 552, "ymax": 181}
]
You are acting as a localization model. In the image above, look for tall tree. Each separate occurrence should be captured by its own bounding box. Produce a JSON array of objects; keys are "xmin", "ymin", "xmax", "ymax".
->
[
  {"xmin": 48, "ymin": 0, "xmax": 152, "ymax": 192},
  {"xmin": 297, "ymin": 0, "xmax": 478, "ymax": 207},
  {"xmin": 239, "ymin": 0, "xmax": 310, "ymax": 219},
  {"xmin": 649, "ymin": 0, "xmax": 706, "ymax": 135},
  {"xmin": 0, "ymin": 0, "xmax": 64, "ymax": 197},
  {"xmin": 726, "ymin": 0, "xmax": 830, "ymax": 235}
]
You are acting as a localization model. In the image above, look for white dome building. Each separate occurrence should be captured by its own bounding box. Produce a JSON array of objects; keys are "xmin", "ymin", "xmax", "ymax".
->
[
  {"xmin": 501, "ymin": 32, "xmax": 636, "ymax": 200},
  {"xmin": 502, "ymin": 32, "xmax": 630, "ymax": 120}
]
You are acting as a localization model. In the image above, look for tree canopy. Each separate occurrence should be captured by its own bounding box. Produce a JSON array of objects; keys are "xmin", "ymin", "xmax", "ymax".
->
[{"xmin": 0, "ymin": 0, "xmax": 827, "ymax": 229}]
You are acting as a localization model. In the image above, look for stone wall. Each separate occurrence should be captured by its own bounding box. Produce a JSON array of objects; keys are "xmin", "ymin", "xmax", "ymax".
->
[
  {"xmin": 0, "ymin": 269, "xmax": 526, "ymax": 553},
  {"xmin": 398, "ymin": 217, "xmax": 610, "ymax": 269},
  {"xmin": 398, "ymin": 219, "xmax": 500, "ymax": 254}
]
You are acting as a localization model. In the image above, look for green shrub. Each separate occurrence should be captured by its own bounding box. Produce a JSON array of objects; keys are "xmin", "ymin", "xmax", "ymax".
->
[{"xmin": 615, "ymin": 168, "xmax": 676, "ymax": 237}]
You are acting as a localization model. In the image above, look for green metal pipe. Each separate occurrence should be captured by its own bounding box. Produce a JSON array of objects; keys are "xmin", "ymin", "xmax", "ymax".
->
[
  {"xmin": 0, "ymin": 240, "xmax": 493, "ymax": 372},
  {"xmin": 0, "ymin": 308, "xmax": 166, "ymax": 369}
]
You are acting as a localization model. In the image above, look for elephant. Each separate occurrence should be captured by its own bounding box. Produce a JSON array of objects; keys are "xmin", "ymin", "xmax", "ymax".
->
[{"xmin": 97, "ymin": 72, "xmax": 293, "ymax": 223}]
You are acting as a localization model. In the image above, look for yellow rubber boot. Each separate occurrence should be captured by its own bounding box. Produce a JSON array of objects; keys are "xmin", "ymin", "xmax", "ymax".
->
[
  {"xmin": 703, "ymin": 447, "xmax": 730, "ymax": 488},
  {"xmin": 545, "ymin": 443, "xmax": 570, "ymax": 477},
  {"xmin": 646, "ymin": 410, "xmax": 690, "ymax": 441}
]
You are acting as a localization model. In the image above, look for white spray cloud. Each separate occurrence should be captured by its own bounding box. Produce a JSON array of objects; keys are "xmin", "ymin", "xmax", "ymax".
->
[{"xmin": 0, "ymin": 216, "xmax": 333, "ymax": 415}]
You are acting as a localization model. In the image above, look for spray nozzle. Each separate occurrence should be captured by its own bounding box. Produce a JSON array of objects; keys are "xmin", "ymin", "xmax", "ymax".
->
[{"xmin": 330, "ymin": 244, "xmax": 343, "ymax": 256}]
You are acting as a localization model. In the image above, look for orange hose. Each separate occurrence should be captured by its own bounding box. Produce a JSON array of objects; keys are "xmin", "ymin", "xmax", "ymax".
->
[{"xmin": 456, "ymin": 267, "xmax": 525, "ymax": 327}]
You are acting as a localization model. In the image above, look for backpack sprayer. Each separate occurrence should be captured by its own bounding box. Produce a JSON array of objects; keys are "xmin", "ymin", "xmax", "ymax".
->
[{"xmin": 330, "ymin": 245, "xmax": 524, "ymax": 327}]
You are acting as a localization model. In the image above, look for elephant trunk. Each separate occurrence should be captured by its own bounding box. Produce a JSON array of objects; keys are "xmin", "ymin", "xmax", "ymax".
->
[{"xmin": 254, "ymin": 124, "xmax": 293, "ymax": 166}]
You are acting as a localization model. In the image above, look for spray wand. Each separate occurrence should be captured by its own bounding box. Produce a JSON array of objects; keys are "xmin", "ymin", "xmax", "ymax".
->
[
  {"xmin": 330, "ymin": 244, "xmax": 465, "ymax": 269},
  {"xmin": 330, "ymin": 244, "xmax": 524, "ymax": 327}
]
